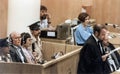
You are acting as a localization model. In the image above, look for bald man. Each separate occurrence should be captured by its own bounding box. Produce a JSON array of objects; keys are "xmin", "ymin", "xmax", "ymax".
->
[{"xmin": 9, "ymin": 32, "xmax": 27, "ymax": 63}]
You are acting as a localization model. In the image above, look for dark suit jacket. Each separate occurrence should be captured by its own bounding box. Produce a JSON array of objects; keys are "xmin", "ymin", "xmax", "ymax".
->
[
  {"xmin": 9, "ymin": 45, "xmax": 27, "ymax": 63},
  {"xmin": 107, "ymin": 42, "xmax": 120, "ymax": 72},
  {"xmin": 77, "ymin": 35, "xmax": 110, "ymax": 74}
]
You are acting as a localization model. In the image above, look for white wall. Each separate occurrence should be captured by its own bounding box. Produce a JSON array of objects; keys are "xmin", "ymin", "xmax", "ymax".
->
[{"xmin": 7, "ymin": 0, "xmax": 41, "ymax": 35}]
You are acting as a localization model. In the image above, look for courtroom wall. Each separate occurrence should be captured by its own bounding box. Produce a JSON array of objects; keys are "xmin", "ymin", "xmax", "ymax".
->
[
  {"xmin": 41, "ymin": 0, "xmax": 82, "ymax": 26},
  {"xmin": 0, "ymin": 0, "xmax": 8, "ymax": 38},
  {"xmin": 91, "ymin": 0, "xmax": 120, "ymax": 25},
  {"xmin": 42, "ymin": 0, "xmax": 120, "ymax": 28}
]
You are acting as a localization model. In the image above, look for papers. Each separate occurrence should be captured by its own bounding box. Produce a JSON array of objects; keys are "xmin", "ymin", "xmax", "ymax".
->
[
  {"xmin": 47, "ymin": 31, "xmax": 55, "ymax": 37},
  {"xmin": 108, "ymin": 47, "xmax": 120, "ymax": 55}
]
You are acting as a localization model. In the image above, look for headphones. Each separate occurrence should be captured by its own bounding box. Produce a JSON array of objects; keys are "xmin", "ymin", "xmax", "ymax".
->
[
  {"xmin": 8, "ymin": 34, "xmax": 13, "ymax": 44},
  {"xmin": 21, "ymin": 33, "xmax": 26, "ymax": 45},
  {"xmin": 21, "ymin": 32, "xmax": 31, "ymax": 45}
]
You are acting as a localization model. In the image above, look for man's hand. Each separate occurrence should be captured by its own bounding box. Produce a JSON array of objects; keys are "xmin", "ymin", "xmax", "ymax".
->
[{"xmin": 102, "ymin": 54, "xmax": 109, "ymax": 61}]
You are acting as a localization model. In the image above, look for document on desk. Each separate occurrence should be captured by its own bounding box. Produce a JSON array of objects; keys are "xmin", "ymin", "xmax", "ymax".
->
[
  {"xmin": 47, "ymin": 31, "xmax": 55, "ymax": 37},
  {"xmin": 108, "ymin": 47, "xmax": 120, "ymax": 55}
]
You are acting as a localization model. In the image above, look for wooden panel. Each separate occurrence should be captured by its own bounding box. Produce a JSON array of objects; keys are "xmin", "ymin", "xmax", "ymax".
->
[
  {"xmin": 0, "ymin": 63, "xmax": 42, "ymax": 74},
  {"xmin": 41, "ymin": 0, "xmax": 120, "ymax": 28},
  {"xmin": 91, "ymin": 0, "xmax": 120, "ymax": 26},
  {"xmin": 0, "ymin": 0, "xmax": 8, "ymax": 38},
  {"xmin": 0, "ymin": 42, "xmax": 81, "ymax": 74},
  {"xmin": 42, "ymin": 41, "xmax": 66, "ymax": 61},
  {"xmin": 41, "ymin": 0, "xmax": 82, "ymax": 26}
]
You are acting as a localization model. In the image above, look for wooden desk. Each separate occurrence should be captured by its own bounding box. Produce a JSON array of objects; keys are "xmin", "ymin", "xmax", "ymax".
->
[
  {"xmin": 112, "ymin": 70, "xmax": 120, "ymax": 74},
  {"xmin": 109, "ymin": 32, "xmax": 120, "ymax": 47},
  {"xmin": 0, "ymin": 42, "xmax": 81, "ymax": 74}
]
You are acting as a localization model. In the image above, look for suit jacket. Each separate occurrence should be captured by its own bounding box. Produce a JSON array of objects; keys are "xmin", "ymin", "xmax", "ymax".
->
[
  {"xmin": 106, "ymin": 42, "xmax": 120, "ymax": 72},
  {"xmin": 9, "ymin": 45, "xmax": 27, "ymax": 63},
  {"xmin": 77, "ymin": 35, "xmax": 110, "ymax": 74}
]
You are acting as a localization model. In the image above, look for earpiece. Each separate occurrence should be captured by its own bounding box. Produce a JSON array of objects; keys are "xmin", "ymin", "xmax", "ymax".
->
[
  {"xmin": 21, "ymin": 33, "xmax": 26, "ymax": 45},
  {"xmin": 8, "ymin": 34, "xmax": 13, "ymax": 44}
]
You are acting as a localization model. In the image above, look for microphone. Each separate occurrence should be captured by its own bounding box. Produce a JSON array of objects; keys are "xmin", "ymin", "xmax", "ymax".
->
[
  {"xmin": 32, "ymin": 43, "xmax": 35, "ymax": 52},
  {"xmin": 105, "ymin": 23, "xmax": 119, "ymax": 28}
]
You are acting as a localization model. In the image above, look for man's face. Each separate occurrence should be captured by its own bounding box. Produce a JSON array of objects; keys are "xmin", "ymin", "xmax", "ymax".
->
[
  {"xmin": 32, "ymin": 29, "xmax": 41, "ymax": 37},
  {"xmin": 40, "ymin": 10, "xmax": 47, "ymax": 20},
  {"xmin": 98, "ymin": 29, "xmax": 108, "ymax": 41},
  {"xmin": 11, "ymin": 33, "xmax": 21, "ymax": 46}
]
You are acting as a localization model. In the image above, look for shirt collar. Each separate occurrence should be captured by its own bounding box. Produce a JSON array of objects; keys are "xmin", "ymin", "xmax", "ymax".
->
[{"xmin": 92, "ymin": 34, "xmax": 99, "ymax": 43}]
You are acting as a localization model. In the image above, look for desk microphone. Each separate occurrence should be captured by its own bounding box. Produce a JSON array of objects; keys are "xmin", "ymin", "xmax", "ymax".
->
[{"xmin": 32, "ymin": 43, "xmax": 35, "ymax": 52}]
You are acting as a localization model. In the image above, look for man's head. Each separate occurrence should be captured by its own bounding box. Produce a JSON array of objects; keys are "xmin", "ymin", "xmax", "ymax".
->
[
  {"xmin": 9, "ymin": 32, "xmax": 21, "ymax": 46},
  {"xmin": 40, "ymin": 5, "xmax": 48, "ymax": 20},
  {"xmin": 29, "ymin": 21, "xmax": 41, "ymax": 37},
  {"xmin": 0, "ymin": 37, "xmax": 10, "ymax": 54},
  {"xmin": 93, "ymin": 24, "xmax": 108, "ymax": 41},
  {"xmin": 102, "ymin": 31, "xmax": 110, "ymax": 46}
]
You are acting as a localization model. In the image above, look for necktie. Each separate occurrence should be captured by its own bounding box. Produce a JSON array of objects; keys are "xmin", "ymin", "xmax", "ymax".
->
[{"xmin": 98, "ymin": 41, "xmax": 104, "ymax": 54}]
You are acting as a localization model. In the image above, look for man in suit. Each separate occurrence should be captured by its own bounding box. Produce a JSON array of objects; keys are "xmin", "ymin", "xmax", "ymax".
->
[
  {"xmin": 9, "ymin": 32, "xmax": 27, "ymax": 63},
  {"xmin": 77, "ymin": 24, "xmax": 110, "ymax": 74},
  {"xmin": 102, "ymin": 31, "xmax": 120, "ymax": 73}
]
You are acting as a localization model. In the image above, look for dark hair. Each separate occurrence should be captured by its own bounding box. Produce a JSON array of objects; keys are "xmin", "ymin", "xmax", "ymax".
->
[
  {"xmin": 21, "ymin": 32, "xmax": 31, "ymax": 45},
  {"xmin": 40, "ymin": 5, "xmax": 47, "ymax": 11},
  {"xmin": 78, "ymin": 13, "xmax": 89, "ymax": 24},
  {"xmin": 0, "ymin": 37, "xmax": 9, "ymax": 47},
  {"xmin": 93, "ymin": 24, "xmax": 107, "ymax": 35}
]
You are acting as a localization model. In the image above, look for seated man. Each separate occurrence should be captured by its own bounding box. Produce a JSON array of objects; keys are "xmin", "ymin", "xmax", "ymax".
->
[
  {"xmin": 9, "ymin": 32, "xmax": 27, "ymax": 63},
  {"xmin": 0, "ymin": 37, "xmax": 12, "ymax": 62},
  {"xmin": 39, "ymin": 5, "xmax": 55, "ymax": 30},
  {"xmin": 102, "ymin": 31, "xmax": 120, "ymax": 73},
  {"xmin": 29, "ymin": 22, "xmax": 46, "ymax": 64}
]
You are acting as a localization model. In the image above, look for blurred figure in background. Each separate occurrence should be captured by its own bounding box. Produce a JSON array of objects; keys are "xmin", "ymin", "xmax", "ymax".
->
[
  {"xmin": 39, "ymin": 5, "xmax": 55, "ymax": 30},
  {"xmin": 0, "ymin": 37, "xmax": 12, "ymax": 62}
]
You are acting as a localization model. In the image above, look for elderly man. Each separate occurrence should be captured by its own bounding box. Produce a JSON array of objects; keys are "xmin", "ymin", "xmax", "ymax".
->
[
  {"xmin": 9, "ymin": 32, "xmax": 27, "ymax": 63},
  {"xmin": 77, "ymin": 24, "xmax": 110, "ymax": 74}
]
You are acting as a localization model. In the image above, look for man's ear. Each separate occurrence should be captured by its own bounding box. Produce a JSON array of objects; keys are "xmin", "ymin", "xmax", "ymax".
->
[{"xmin": 95, "ymin": 31, "xmax": 99, "ymax": 37}]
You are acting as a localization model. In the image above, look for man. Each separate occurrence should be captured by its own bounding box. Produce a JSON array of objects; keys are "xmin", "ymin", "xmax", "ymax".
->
[
  {"xmin": 0, "ymin": 37, "xmax": 12, "ymax": 62},
  {"xmin": 77, "ymin": 24, "xmax": 110, "ymax": 74},
  {"xmin": 29, "ymin": 22, "xmax": 45, "ymax": 64},
  {"xmin": 39, "ymin": 5, "xmax": 55, "ymax": 30},
  {"xmin": 9, "ymin": 32, "xmax": 27, "ymax": 63},
  {"xmin": 102, "ymin": 31, "xmax": 120, "ymax": 73}
]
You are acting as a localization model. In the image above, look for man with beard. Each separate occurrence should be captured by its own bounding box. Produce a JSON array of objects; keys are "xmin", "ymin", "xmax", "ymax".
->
[
  {"xmin": 39, "ymin": 5, "xmax": 55, "ymax": 30},
  {"xmin": 77, "ymin": 24, "xmax": 111, "ymax": 74},
  {"xmin": 29, "ymin": 22, "xmax": 45, "ymax": 64}
]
